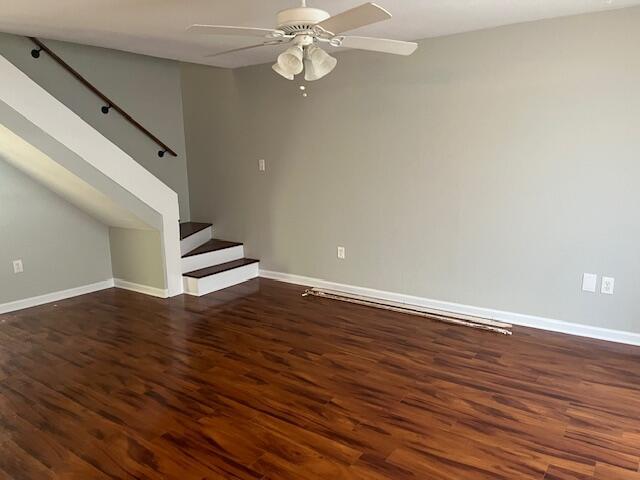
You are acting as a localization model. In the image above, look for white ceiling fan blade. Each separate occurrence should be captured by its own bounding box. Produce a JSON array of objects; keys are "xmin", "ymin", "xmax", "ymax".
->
[
  {"xmin": 204, "ymin": 38, "xmax": 292, "ymax": 58},
  {"xmin": 336, "ymin": 36, "xmax": 418, "ymax": 56},
  {"xmin": 187, "ymin": 25, "xmax": 284, "ymax": 38},
  {"xmin": 315, "ymin": 3, "xmax": 392, "ymax": 36},
  {"xmin": 204, "ymin": 43, "xmax": 267, "ymax": 58}
]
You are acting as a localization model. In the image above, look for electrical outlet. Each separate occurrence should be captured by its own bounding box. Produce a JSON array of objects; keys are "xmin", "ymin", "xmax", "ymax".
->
[
  {"xmin": 13, "ymin": 259, "xmax": 23, "ymax": 274},
  {"xmin": 582, "ymin": 273, "xmax": 597, "ymax": 293},
  {"xmin": 337, "ymin": 246, "xmax": 346, "ymax": 260},
  {"xmin": 258, "ymin": 159, "xmax": 266, "ymax": 172},
  {"xmin": 601, "ymin": 277, "xmax": 615, "ymax": 295}
]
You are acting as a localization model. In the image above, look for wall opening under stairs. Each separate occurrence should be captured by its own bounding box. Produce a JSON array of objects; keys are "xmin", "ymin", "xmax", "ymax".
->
[{"xmin": 0, "ymin": 52, "xmax": 183, "ymax": 306}]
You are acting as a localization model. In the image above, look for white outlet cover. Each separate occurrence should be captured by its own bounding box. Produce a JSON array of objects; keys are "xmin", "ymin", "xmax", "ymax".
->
[
  {"xmin": 12, "ymin": 259, "xmax": 24, "ymax": 274},
  {"xmin": 337, "ymin": 246, "xmax": 346, "ymax": 259},
  {"xmin": 582, "ymin": 273, "xmax": 597, "ymax": 293},
  {"xmin": 258, "ymin": 159, "xmax": 266, "ymax": 171},
  {"xmin": 601, "ymin": 276, "xmax": 615, "ymax": 295}
]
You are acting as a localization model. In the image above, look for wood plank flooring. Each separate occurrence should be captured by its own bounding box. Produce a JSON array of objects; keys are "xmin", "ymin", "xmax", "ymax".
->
[{"xmin": 1, "ymin": 278, "xmax": 639, "ymax": 479}]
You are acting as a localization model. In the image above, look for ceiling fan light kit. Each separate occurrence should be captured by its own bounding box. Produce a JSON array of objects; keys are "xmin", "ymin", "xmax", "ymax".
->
[
  {"xmin": 304, "ymin": 44, "xmax": 337, "ymax": 81},
  {"xmin": 277, "ymin": 44, "xmax": 305, "ymax": 76},
  {"xmin": 188, "ymin": 1, "xmax": 418, "ymax": 82},
  {"xmin": 272, "ymin": 62, "xmax": 294, "ymax": 80}
]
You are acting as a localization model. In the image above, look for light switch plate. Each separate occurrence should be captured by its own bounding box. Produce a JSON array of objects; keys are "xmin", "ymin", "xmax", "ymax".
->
[
  {"xmin": 582, "ymin": 273, "xmax": 597, "ymax": 293},
  {"xmin": 601, "ymin": 277, "xmax": 615, "ymax": 295},
  {"xmin": 337, "ymin": 246, "xmax": 346, "ymax": 260},
  {"xmin": 258, "ymin": 159, "xmax": 266, "ymax": 172}
]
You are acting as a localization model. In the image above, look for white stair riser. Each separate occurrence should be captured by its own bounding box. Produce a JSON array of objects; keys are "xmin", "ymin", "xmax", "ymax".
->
[
  {"xmin": 180, "ymin": 226, "xmax": 213, "ymax": 255},
  {"xmin": 183, "ymin": 263, "xmax": 259, "ymax": 296},
  {"xmin": 181, "ymin": 245, "xmax": 244, "ymax": 274}
]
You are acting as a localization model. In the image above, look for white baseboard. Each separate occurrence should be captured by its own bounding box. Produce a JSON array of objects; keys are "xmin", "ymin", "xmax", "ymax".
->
[
  {"xmin": 0, "ymin": 277, "xmax": 170, "ymax": 315},
  {"xmin": 260, "ymin": 269, "xmax": 640, "ymax": 347},
  {"xmin": 113, "ymin": 278, "xmax": 169, "ymax": 298},
  {"xmin": 4, "ymin": 270, "xmax": 637, "ymax": 347},
  {"xmin": 0, "ymin": 279, "xmax": 115, "ymax": 315}
]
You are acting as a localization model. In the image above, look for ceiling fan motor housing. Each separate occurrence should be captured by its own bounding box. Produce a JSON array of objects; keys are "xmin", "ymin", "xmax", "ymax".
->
[{"xmin": 276, "ymin": 7, "xmax": 331, "ymax": 34}]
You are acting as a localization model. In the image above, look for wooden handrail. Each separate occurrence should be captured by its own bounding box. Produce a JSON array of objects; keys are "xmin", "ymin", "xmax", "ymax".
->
[{"xmin": 28, "ymin": 37, "xmax": 177, "ymax": 158}]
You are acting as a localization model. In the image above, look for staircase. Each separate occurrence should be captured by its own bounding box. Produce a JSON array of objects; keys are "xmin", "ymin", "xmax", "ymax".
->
[{"xmin": 180, "ymin": 222, "xmax": 259, "ymax": 296}]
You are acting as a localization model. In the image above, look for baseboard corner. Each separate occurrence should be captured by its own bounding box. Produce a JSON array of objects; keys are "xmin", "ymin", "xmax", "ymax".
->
[{"xmin": 113, "ymin": 278, "xmax": 169, "ymax": 298}]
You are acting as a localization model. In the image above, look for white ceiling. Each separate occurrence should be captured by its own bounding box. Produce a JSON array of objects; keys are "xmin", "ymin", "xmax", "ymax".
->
[{"xmin": 0, "ymin": 0, "xmax": 638, "ymax": 68}]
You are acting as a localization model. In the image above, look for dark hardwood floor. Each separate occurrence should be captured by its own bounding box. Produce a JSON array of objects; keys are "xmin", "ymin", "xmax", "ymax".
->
[{"xmin": 1, "ymin": 278, "xmax": 639, "ymax": 479}]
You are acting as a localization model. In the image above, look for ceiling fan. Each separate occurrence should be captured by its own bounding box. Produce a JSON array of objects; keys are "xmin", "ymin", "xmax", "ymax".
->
[{"xmin": 187, "ymin": 1, "xmax": 418, "ymax": 81}]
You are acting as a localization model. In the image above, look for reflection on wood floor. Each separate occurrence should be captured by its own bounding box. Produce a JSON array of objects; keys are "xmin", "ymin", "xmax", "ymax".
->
[{"xmin": 0, "ymin": 278, "xmax": 639, "ymax": 479}]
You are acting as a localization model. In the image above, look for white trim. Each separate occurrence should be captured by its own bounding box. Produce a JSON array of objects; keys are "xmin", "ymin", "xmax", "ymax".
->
[
  {"xmin": 260, "ymin": 270, "xmax": 640, "ymax": 347},
  {"xmin": 181, "ymin": 244, "xmax": 244, "ymax": 274},
  {"xmin": 113, "ymin": 278, "xmax": 169, "ymax": 298},
  {"xmin": 4, "ymin": 270, "xmax": 636, "ymax": 347},
  {"xmin": 184, "ymin": 262, "xmax": 259, "ymax": 296},
  {"xmin": 180, "ymin": 226, "xmax": 213, "ymax": 256},
  {"xmin": 0, "ymin": 279, "xmax": 114, "ymax": 315}
]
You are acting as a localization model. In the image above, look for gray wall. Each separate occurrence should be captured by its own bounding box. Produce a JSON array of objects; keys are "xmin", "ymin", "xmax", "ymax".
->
[
  {"xmin": 0, "ymin": 33, "xmax": 190, "ymax": 220},
  {"xmin": 0, "ymin": 160, "xmax": 112, "ymax": 303},
  {"xmin": 109, "ymin": 228, "xmax": 165, "ymax": 290},
  {"xmin": 181, "ymin": 7, "xmax": 640, "ymax": 332}
]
